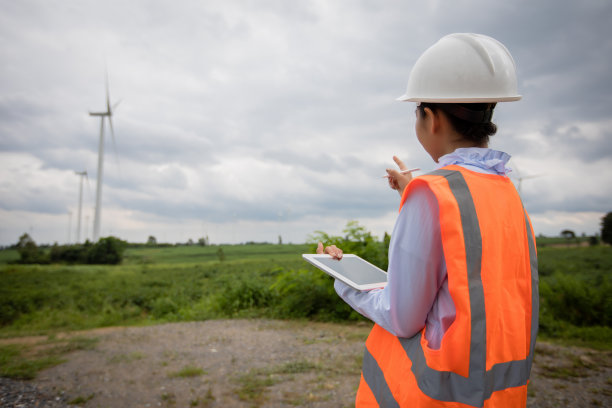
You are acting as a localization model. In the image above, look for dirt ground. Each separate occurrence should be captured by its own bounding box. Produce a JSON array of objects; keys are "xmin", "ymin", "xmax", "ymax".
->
[{"xmin": 1, "ymin": 319, "xmax": 611, "ymax": 407}]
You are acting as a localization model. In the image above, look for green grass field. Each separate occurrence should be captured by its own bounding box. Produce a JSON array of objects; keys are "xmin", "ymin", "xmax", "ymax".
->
[{"xmin": 1, "ymin": 242, "xmax": 610, "ymax": 349}]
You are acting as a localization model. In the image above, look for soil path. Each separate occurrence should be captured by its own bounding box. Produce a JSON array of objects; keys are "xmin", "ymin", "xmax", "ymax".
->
[{"xmin": 2, "ymin": 319, "xmax": 611, "ymax": 407}]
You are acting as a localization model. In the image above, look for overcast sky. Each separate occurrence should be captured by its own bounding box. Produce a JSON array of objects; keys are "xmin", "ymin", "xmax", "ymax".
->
[{"xmin": 1, "ymin": 0, "xmax": 611, "ymax": 246}]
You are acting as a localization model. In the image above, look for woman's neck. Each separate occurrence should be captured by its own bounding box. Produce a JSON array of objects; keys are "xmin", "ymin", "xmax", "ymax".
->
[{"xmin": 442, "ymin": 134, "xmax": 487, "ymax": 157}]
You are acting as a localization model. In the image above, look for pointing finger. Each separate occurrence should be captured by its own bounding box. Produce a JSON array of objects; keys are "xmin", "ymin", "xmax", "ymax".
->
[{"xmin": 393, "ymin": 156, "xmax": 407, "ymax": 171}]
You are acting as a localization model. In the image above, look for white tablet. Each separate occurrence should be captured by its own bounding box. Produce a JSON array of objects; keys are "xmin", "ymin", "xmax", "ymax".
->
[{"xmin": 302, "ymin": 253, "xmax": 388, "ymax": 291}]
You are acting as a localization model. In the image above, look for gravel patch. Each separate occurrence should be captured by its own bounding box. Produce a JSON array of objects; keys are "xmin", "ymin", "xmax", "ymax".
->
[{"xmin": 1, "ymin": 319, "xmax": 610, "ymax": 407}]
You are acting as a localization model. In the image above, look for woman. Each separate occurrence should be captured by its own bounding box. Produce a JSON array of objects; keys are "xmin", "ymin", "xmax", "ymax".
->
[{"xmin": 318, "ymin": 33, "xmax": 538, "ymax": 407}]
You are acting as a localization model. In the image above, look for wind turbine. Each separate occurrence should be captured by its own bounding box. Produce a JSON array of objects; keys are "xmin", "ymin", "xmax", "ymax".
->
[
  {"xmin": 511, "ymin": 162, "xmax": 543, "ymax": 197},
  {"xmin": 89, "ymin": 72, "xmax": 121, "ymax": 241},
  {"xmin": 74, "ymin": 170, "xmax": 89, "ymax": 243}
]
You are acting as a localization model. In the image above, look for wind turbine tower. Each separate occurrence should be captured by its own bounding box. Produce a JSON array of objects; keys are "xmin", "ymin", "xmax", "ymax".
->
[
  {"xmin": 89, "ymin": 73, "xmax": 120, "ymax": 241},
  {"xmin": 75, "ymin": 170, "xmax": 88, "ymax": 243}
]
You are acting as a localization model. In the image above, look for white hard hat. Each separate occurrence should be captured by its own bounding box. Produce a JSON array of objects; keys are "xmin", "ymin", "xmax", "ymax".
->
[{"xmin": 398, "ymin": 33, "xmax": 521, "ymax": 103}]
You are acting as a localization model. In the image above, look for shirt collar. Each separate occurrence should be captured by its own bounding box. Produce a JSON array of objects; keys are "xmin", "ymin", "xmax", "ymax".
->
[{"xmin": 436, "ymin": 147, "xmax": 512, "ymax": 175}]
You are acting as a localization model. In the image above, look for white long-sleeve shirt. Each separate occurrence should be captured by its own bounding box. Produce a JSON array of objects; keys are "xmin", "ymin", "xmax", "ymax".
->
[{"xmin": 334, "ymin": 147, "xmax": 512, "ymax": 349}]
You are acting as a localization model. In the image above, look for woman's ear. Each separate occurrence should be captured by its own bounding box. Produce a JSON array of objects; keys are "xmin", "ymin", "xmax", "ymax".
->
[{"xmin": 423, "ymin": 107, "xmax": 439, "ymax": 134}]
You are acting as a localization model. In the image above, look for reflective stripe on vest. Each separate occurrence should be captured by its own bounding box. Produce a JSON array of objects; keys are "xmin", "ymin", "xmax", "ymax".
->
[{"xmin": 359, "ymin": 168, "xmax": 539, "ymax": 408}]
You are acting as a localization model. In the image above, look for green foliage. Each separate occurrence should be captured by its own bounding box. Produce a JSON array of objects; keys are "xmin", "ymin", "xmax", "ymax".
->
[
  {"xmin": 537, "ymin": 246, "xmax": 612, "ymax": 348},
  {"xmin": 151, "ymin": 297, "xmax": 179, "ymax": 319},
  {"xmin": 560, "ymin": 229, "xmax": 576, "ymax": 240},
  {"xmin": 168, "ymin": 365, "xmax": 207, "ymax": 378},
  {"xmin": 0, "ymin": 344, "xmax": 64, "ymax": 380},
  {"xmin": 601, "ymin": 212, "xmax": 612, "ymax": 244},
  {"xmin": 13, "ymin": 236, "xmax": 127, "ymax": 265},
  {"xmin": 216, "ymin": 247, "xmax": 226, "ymax": 262},
  {"xmin": 68, "ymin": 394, "xmax": 95, "ymax": 405},
  {"xmin": 271, "ymin": 268, "xmax": 362, "ymax": 321},
  {"xmin": 309, "ymin": 220, "xmax": 389, "ymax": 270},
  {"xmin": 539, "ymin": 273, "xmax": 611, "ymax": 327},
  {"xmin": 0, "ymin": 336, "xmax": 98, "ymax": 380},
  {"xmin": 210, "ymin": 274, "xmax": 273, "ymax": 316},
  {"xmin": 1, "ymin": 240, "xmax": 611, "ymax": 350},
  {"xmin": 49, "ymin": 242, "xmax": 90, "ymax": 264},
  {"xmin": 15, "ymin": 233, "xmax": 48, "ymax": 264},
  {"xmin": 87, "ymin": 236, "xmax": 127, "ymax": 264}
]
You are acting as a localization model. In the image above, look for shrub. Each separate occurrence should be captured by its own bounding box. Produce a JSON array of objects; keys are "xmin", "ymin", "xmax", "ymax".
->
[
  {"xmin": 601, "ymin": 212, "xmax": 612, "ymax": 244},
  {"xmin": 270, "ymin": 268, "xmax": 363, "ymax": 321},
  {"xmin": 87, "ymin": 237, "xmax": 127, "ymax": 265},
  {"xmin": 210, "ymin": 276, "xmax": 272, "ymax": 316},
  {"xmin": 15, "ymin": 234, "xmax": 48, "ymax": 264},
  {"xmin": 539, "ymin": 272, "xmax": 611, "ymax": 328},
  {"xmin": 49, "ymin": 243, "xmax": 89, "ymax": 264},
  {"xmin": 309, "ymin": 221, "xmax": 389, "ymax": 270},
  {"xmin": 151, "ymin": 297, "xmax": 179, "ymax": 319}
]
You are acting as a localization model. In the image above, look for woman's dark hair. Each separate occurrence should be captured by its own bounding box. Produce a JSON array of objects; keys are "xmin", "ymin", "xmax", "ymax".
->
[{"xmin": 418, "ymin": 102, "xmax": 497, "ymax": 145}]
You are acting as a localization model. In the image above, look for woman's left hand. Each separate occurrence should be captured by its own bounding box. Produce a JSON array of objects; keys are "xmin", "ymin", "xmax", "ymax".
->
[{"xmin": 316, "ymin": 242, "xmax": 343, "ymax": 260}]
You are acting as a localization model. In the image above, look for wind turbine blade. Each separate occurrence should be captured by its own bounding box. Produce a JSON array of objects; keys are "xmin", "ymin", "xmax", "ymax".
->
[
  {"xmin": 105, "ymin": 70, "xmax": 111, "ymax": 114},
  {"xmin": 522, "ymin": 174, "xmax": 545, "ymax": 180},
  {"xmin": 85, "ymin": 170, "xmax": 92, "ymax": 194},
  {"xmin": 112, "ymin": 99, "xmax": 122, "ymax": 111},
  {"xmin": 512, "ymin": 164, "xmax": 522, "ymax": 179},
  {"xmin": 108, "ymin": 117, "xmax": 121, "ymax": 172}
]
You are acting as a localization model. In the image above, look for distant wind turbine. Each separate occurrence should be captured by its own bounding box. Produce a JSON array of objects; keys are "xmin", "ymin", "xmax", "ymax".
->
[
  {"xmin": 89, "ymin": 72, "xmax": 121, "ymax": 241},
  {"xmin": 511, "ymin": 162, "xmax": 544, "ymax": 197}
]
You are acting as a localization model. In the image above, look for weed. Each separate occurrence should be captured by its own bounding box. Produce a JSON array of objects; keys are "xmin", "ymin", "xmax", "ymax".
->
[
  {"xmin": 527, "ymin": 386, "xmax": 536, "ymax": 397},
  {"xmin": 108, "ymin": 351, "xmax": 146, "ymax": 363},
  {"xmin": 233, "ymin": 359, "xmax": 320, "ymax": 403},
  {"xmin": 235, "ymin": 373, "xmax": 277, "ymax": 402},
  {"xmin": 0, "ymin": 336, "xmax": 98, "ymax": 380},
  {"xmin": 68, "ymin": 393, "xmax": 95, "ymax": 405},
  {"xmin": 0, "ymin": 344, "xmax": 64, "ymax": 380},
  {"xmin": 191, "ymin": 387, "xmax": 215, "ymax": 407},
  {"xmin": 538, "ymin": 351, "xmax": 598, "ymax": 380},
  {"xmin": 276, "ymin": 360, "xmax": 318, "ymax": 374},
  {"xmin": 168, "ymin": 365, "xmax": 207, "ymax": 378},
  {"xmin": 161, "ymin": 392, "xmax": 176, "ymax": 403},
  {"xmin": 50, "ymin": 336, "xmax": 99, "ymax": 353}
]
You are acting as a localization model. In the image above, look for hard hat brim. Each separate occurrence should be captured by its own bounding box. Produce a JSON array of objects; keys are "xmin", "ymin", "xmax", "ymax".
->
[{"xmin": 396, "ymin": 95, "xmax": 522, "ymax": 103}]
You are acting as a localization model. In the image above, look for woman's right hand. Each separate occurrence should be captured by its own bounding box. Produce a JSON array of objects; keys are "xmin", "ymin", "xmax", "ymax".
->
[
  {"xmin": 386, "ymin": 156, "xmax": 414, "ymax": 197},
  {"xmin": 316, "ymin": 242, "xmax": 343, "ymax": 260}
]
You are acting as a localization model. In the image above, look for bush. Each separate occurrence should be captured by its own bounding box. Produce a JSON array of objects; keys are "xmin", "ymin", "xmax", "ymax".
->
[
  {"xmin": 13, "ymin": 236, "xmax": 127, "ymax": 265},
  {"xmin": 87, "ymin": 237, "xmax": 127, "ymax": 265},
  {"xmin": 309, "ymin": 221, "xmax": 389, "ymax": 270},
  {"xmin": 210, "ymin": 276, "xmax": 273, "ymax": 316},
  {"xmin": 601, "ymin": 212, "xmax": 612, "ymax": 244},
  {"xmin": 270, "ymin": 268, "xmax": 363, "ymax": 321},
  {"xmin": 151, "ymin": 297, "xmax": 179, "ymax": 319},
  {"xmin": 539, "ymin": 272, "xmax": 611, "ymax": 328},
  {"xmin": 49, "ymin": 243, "xmax": 90, "ymax": 264},
  {"xmin": 15, "ymin": 234, "xmax": 48, "ymax": 264}
]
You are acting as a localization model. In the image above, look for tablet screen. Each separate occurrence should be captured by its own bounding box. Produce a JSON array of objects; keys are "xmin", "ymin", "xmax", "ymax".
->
[
  {"xmin": 315, "ymin": 256, "xmax": 387, "ymax": 285},
  {"xmin": 302, "ymin": 254, "xmax": 387, "ymax": 290}
]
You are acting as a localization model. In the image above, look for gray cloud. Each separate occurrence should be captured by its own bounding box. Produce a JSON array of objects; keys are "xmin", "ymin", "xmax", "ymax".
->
[{"xmin": 1, "ymin": 0, "xmax": 611, "ymax": 244}]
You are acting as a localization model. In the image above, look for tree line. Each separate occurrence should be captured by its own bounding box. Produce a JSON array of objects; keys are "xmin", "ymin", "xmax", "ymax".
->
[{"xmin": 13, "ymin": 233, "xmax": 127, "ymax": 265}]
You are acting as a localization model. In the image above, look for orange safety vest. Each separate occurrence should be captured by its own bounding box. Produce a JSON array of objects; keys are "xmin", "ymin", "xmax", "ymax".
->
[{"xmin": 356, "ymin": 165, "xmax": 539, "ymax": 408}]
